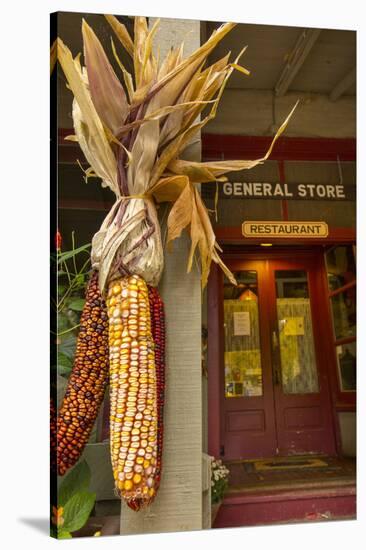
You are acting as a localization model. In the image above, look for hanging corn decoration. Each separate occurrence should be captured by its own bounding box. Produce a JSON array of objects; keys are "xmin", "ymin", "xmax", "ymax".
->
[
  {"xmin": 56, "ymin": 14, "xmax": 297, "ymax": 509},
  {"xmin": 57, "ymin": 271, "xmax": 109, "ymax": 476},
  {"xmin": 107, "ymin": 275, "xmax": 159, "ymax": 509},
  {"xmin": 50, "ymin": 397, "xmax": 57, "ymax": 474},
  {"xmin": 148, "ymin": 286, "xmax": 166, "ymax": 500}
]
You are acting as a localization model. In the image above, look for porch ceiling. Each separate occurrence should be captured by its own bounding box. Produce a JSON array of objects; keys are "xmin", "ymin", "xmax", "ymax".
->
[
  {"xmin": 205, "ymin": 21, "xmax": 356, "ymax": 99},
  {"xmin": 56, "ymin": 14, "xmax": 356, "ymax": 138},
  {"xmin": 58, "ymin": 14, "xmax": 356, "ymax": 100}
]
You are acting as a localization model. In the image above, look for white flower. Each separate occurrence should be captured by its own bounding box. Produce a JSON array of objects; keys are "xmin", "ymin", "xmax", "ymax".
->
[{"xmin": 211, "ymin": 456, "xmax": 230, "ymax": 488}]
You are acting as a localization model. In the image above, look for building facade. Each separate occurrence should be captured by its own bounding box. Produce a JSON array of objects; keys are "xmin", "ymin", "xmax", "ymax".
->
[{"xmin": 55, "ymin": 13, "xmax": 356, "ymax": 534}]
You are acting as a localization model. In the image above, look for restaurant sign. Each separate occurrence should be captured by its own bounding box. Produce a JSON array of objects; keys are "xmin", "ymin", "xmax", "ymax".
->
[
  {"xmin": 201, "ymin": 181, "xmax": 355, "ymax": 201},
  {"xmin": 242, "ymin": 221, "xmax": 329, "ymax": 238}
]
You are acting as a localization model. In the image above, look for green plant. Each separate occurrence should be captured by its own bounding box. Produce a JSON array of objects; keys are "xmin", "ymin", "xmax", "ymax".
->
[
  {"xmin": 51, "ymin": 232, "xmax": 91, "ymax": 379},
  {"xmin": 210, "ymin": 457, "xmax": 229, "ymax": 504},
  {"xmin": 51, "ymin": 461, "xmax": 96, "ymax": 539}
]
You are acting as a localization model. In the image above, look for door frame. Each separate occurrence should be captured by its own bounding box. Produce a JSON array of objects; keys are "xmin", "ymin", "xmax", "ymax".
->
[{"xmin": 207, "ymin": 246, "xmax": 342, "ymax": 459}]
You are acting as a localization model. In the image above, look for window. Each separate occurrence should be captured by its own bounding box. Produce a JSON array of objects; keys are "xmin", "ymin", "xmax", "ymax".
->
[
  {"xmin": 325, "ymin": 245, "xmax": 356, "ymax": 392},
  {"xmin": 223, "ymin": 271, "xmax": 263, "ymax": 397},
  {"xmin": 275, "ymin": 270, "xmax": 319, "ymax": 394}
]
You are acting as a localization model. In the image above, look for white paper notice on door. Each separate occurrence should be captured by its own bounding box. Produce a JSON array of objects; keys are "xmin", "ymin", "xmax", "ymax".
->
[{"xmin": 233, "ymin": 311, "xmax": 251, "ymax": 336}]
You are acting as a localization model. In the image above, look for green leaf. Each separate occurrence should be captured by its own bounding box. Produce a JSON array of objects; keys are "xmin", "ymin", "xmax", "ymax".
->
[
  {"xmin": 62, "ymin": 492, "xmax": 96, "ymax": 533},
  {"xmin": 58, "ymin": 352, "xmax": 72, "ymax": 368},
  {"xmin": 68, "ymin": 298, "xmax": 85, "ymax": 311},
  {"xmin": 57, "ymin": 313, "xmax": 70, "ymax": 332},
  {"xmin": 57, "ymin": 284, "xmax": 67, "ymax": 294},
  {"xmin": 59, "ymin": 333, "xmax": 77, "ymax": 359},
  {"xmin": 57, "ymin": 243, "xmax": 91, "ymax": 264},
  {"xmin": 57, "ymin": 364, "xmax": 72, "ymax": 377},
  {"xmin": 59, "ymin": 461, "xmax": 91, "ymax": 506},
  {"xmin": 57, "ymin": 529, "xmax": 72, "ymax": 539},
  {"xmin": 52, "ymin": 363, "xmax": 69, "ymax": 378}
]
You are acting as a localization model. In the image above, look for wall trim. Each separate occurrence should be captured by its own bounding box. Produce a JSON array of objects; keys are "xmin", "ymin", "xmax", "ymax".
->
[{"xmin": 202, "ymin": 134, "xmax": 356, "ymax": 162}]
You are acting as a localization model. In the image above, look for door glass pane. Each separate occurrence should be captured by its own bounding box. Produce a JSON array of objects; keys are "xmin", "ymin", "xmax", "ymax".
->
[
  {"xmin": 330, "ymin": 287, "xmax": 356, "ymax": 340},
  {"xmin": 275, "ymin": 270, "xmax": 319, "ymax": 394},
  {"xmin": 336, "ymin": 342, "xmax": 356, "ymax": 391},
  {"xmin": 224, "ymin": 271, "xmax": 262, "ymax": 397},
  {"xmin": 325, "ymin": 245, "xmax": 356, "ymax": 291}
]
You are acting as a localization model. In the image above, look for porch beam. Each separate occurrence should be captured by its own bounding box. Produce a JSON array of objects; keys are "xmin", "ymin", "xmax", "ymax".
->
[
  {"xmin": 58, "ymin": 133, "xmax": 356, "ymax": 163},
  {"xmin": 275, "ymin": 28, "xmax": 322, "ymax": 97},
  {"xmin": 201, "ymin": 134, "xmax": 356, "ymax": 162},
  {"xmin": 329, "ymin": 68, "xmax": 356, "ymax": 101}
]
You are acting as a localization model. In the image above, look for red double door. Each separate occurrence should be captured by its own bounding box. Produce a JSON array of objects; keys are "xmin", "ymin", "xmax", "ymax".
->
[{"xmin": 210, "ymin": 250, "xmax": 337, "ymax": 460}]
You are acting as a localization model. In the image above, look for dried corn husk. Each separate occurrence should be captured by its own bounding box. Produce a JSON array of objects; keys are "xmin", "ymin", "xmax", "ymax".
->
[
  {"xmin": 57, "ymin": 37, "xmax": 119, "ymax": 196},
  {"xmin": 82, "ymin": 20, "xmax": 128, "ymax": 135},
  {"xmin": 50, "ymin": 40, "xmax": 57, "ymax": 75},
  {"xmin": 57, "ymin": 17, "xmax": 298, "ymax": 293},
  {"xmin": 104, "ymin": 14, "xmax": 134, "ymax": 57}
]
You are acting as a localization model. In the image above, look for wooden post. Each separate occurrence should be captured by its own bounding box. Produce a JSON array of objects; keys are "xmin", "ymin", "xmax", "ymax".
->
[{"xmin": 120, "ymin": 17, "xmax": 203, "ymax": 535}]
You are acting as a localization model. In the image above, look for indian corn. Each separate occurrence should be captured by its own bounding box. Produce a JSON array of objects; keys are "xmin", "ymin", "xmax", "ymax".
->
[
  {"xmin": 107, "ymin": 275, "xmax": 160, "ymax": 510},
  {"xmin": 148, "ymin": 286, "xmax": 166, "ymax": 501},
  {"xmin": 50, "ymin": 397, "xmax": 57, "ymax": 474},
  {"xmin": 57, "ymin": 270, "xmax": 109, "ymax": 476}
]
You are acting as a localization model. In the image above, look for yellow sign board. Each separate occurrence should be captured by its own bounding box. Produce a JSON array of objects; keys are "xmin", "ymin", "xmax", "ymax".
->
[{"xmin": 242, "ymin": 221, "xmax": 329, "ymax": 238}]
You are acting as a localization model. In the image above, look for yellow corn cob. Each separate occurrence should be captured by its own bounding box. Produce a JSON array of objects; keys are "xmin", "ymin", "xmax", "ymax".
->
[{"xmin": 107, "ymin": 275, "xmax": 158, "ymax": 510}]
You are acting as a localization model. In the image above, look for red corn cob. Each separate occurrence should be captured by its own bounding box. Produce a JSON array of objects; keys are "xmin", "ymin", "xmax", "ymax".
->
[
  {"xmin": 57, "ymin": 270, "xmax": 109, "ymax": 475},
  {"xmin": 147, "ymin": 286, "xmax": 166, "ymax": 501},
  {"xmin": 50, "ymin": 397, "xmax": 57, "ymax": 474}
]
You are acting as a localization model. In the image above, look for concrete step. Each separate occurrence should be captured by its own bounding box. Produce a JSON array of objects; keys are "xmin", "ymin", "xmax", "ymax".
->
[{"xmin": 214, "ymin": 483, "xmax": 356, "ymax": 528}]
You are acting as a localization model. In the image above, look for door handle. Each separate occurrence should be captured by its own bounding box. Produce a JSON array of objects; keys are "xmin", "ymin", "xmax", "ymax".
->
[{"xmin": 272, "ymin": 331, "xmax": 280, "ymax": 385}]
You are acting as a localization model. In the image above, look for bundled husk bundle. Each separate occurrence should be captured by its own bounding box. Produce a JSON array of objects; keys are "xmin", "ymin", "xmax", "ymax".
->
[{"xmin": 56, "ymin": 15, "xmax": 297, "ymax": 510}]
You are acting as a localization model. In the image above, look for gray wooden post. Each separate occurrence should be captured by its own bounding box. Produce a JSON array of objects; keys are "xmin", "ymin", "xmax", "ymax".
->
[{"xmin": 120, "ymin": 17, "xmax": 203, "ymax": 535}]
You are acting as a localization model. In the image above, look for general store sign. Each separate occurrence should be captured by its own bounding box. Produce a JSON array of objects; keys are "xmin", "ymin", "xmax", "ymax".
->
[
  {"xmin": 242, "ymin": 221, "xmax": 329, "ymax": 238},
  {"xmin": 202, "ymin": 181, "xmax": 355, "ymax": 201}
]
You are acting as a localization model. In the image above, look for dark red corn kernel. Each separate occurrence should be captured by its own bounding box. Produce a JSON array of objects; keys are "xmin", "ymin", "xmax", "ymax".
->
[
  {"xmin": 50, "ymin": 397, "xmax": 57, "ymax": 474},
  {"xmin": 56, "ymin": 270, "xmax": 109, "ymax": 476},
  {"xmin": 148, "ymin": 285, "xmax": 166, "ymax": 500}
]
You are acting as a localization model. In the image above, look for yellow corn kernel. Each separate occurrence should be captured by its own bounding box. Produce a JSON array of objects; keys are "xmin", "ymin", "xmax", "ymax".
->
[
  {"xmin": 133, "ymin": 473, "xmax": 142, "ymax": 485},
  {"xmin": 107, "ymin": 274, "xmax": 158, "ymax": 507},
  {"xmin": 124, "ymin": 480, "xmax": 133, "ymax": 491}
]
